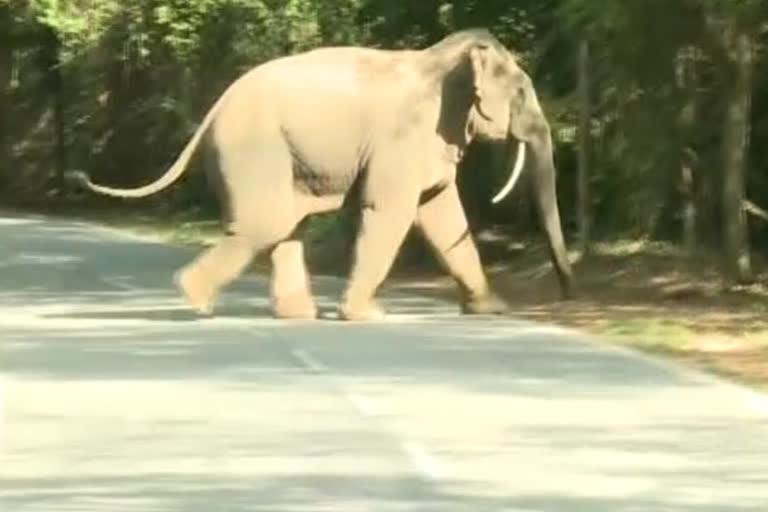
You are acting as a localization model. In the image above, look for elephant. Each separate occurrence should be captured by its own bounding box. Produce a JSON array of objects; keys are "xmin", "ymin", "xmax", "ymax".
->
[{"xmin": 69, "ymin": 28, "xmax": 573, "ymax": 321}]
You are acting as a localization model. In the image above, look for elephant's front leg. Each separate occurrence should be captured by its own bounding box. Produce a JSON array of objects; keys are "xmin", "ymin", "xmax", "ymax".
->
[
  {"xmin": 269, "ymin": 239, "xmax": 317, "ymax": 319},
  {"xmin": 415, "ymin": 182, "xmax": 508, "ymax": 315},
  {"xmin": 339, "ymin": 193, "xmax": 419, "ymax": 321}
]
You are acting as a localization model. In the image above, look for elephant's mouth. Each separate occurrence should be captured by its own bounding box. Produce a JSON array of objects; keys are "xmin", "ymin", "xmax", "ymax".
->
[{"xmin": 491, "ymin": 140, "xmax": 526, "ymax": 204}]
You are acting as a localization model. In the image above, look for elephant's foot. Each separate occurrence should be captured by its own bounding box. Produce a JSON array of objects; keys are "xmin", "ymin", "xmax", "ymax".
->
[
  {"xmin": 272, "ymin": 294, "xmax": 318, "ymax": 320},
  {"xmin": 460, "ymin": 292, "xmax": 509, "ymax": 315},
  {"xmin": 174, "ymin": 268, "xmax": 217, "ymax": 316},
  {"xmin": 338, "ymin": 298, "xmax": 386, "ymax": 322}
]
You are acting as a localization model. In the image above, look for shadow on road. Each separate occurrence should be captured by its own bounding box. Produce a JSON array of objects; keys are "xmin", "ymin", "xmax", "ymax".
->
[
  {"xmin": 3, "ymin": 216, "xmax": 768, "ymax": 512},
  {"xmin": 0, "ymin": 215, "xmax": 457, "ymax": 321},
  {"xmin": 3, "ymin": 472, "xmax": 764, "ymax": 512}
]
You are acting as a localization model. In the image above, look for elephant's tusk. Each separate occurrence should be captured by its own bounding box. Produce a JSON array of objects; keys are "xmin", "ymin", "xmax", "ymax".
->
[{"xmin": 491, "ymin": 141, "xmax": 526, "ymax": 204}]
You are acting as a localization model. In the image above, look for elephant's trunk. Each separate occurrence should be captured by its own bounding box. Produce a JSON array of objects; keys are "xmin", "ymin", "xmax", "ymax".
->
[
  {"xmin": 528, "ymin": 125, "xmax": 573, "ymax": 299},
  {"xmin": 501, "ymin": 71, "xmax": 573, "ymax": 299}
]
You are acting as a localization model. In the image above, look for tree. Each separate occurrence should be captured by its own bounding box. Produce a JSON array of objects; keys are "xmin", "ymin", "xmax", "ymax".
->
[
  {"xmin": 0, "ymin": 3, "xmax": 11, "ymax": 186},
  {"xmin": 693, "ymin": 0, "xmax": 766, "ymax": 283},
  {"xmin": 38, "ymin": 24, "xmax": 65, "ymax": 196},
  {"xmin": 675, "ymin": 46, "xmax": 699, "ymax": 256},
  {"xmin": 576, "ymin": 37, "xmax": 591, "ymax": 255},
  {"xmin": 719, "ymin": 20, "xmax": 754, "ymax": 283}
]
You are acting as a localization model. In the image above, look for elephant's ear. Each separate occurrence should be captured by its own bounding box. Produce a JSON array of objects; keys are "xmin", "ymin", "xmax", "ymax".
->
[{"xmin": 469, "ymin": 44, "xmax": 507, "ymax": 123}]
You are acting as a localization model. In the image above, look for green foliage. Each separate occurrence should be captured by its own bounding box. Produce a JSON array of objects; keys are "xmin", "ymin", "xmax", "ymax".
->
[{"xmin": 0, "ymin": 0, "xmax": 767, "ymax": 263}]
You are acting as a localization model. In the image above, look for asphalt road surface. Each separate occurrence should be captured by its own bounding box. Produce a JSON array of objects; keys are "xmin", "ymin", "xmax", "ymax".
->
[{"xmin": 1, "ymin": 213, "xmax": 768, "ymax": 512}]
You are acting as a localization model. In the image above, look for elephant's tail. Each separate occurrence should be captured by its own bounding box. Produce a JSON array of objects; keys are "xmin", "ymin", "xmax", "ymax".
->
[{"xmin": 67, "ymin": 84, "xmax": 234, "ymax": 199}]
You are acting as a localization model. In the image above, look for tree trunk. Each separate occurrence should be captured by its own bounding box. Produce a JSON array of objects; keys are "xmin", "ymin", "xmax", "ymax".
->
[
  {"xmin": 680, "ymin": 163, "xmax": 696, "ymax": 253},
  {"xmin": 675, "ymin": 46, "xmax": 698, "ymax": 256},
  {"xmin": 0, "ymin": 5, "xmax": 12, "ymax": 190},
  {"xmin": 576, "ymin": 38, "xmax": 591, "ymax": 256},
  {"xmin": 720, "ymin": 25, "xmax": 753, "ymax": 284},
  {"xmin": 40, "ymin": 26, "xmax": 66, "ymax": 198}
]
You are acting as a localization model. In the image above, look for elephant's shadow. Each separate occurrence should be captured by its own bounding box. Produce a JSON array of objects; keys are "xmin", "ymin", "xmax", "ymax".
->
[
  {"xmin": 40, "ymin": 303, "xmax": 356, "ymax": 322},
  {"xmin": 41, "ymin": 304, "xmax": 274, "ymax": 322}
]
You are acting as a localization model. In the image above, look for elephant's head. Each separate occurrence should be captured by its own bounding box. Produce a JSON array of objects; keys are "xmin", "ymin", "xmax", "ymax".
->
[{"xmin": 462, "ymin": 36, "xmax": 573, "ymax": 298}]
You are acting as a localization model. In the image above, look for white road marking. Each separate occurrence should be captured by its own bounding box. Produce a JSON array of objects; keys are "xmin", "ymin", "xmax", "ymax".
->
[
  {"xmin": 289, "ymin": 348, "xmax": 380, "ymax": 416},
  {"xmin": 290, "ymin": 348, "xmax": 327, "ymax": 373},
  {"xmin": 400, "ymin": 441, "xmax": 448, "ymax": 480},
  {"xmin": 288, "ymin": 347, "xmax": 446, "ymax": 480},
  {"xmin": 76, "ymin": 220, "xmax": 170, "ymax": 245},
  {"xmin": 746, "ymin": 393, "xmax": 768, "ymax": 417},
  {"xmin": 101, "ymin": 276, "xmax": 138, "ymax": 291},
  {"xmin": 343, "ymin": 392, "xmax": 379, "ymax": 417},
  {"xmin": 0, "ymin": 375, "xmax": 5, "ymax": 448}
]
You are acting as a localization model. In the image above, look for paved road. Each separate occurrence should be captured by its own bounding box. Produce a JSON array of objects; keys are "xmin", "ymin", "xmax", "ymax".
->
[{"xmin": 1, "ymin": 213, "xmax": 767, "ymax": 511}]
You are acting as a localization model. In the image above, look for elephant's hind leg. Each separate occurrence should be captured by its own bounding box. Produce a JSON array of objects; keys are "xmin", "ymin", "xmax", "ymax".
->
[
  {"xmin": 176, "ymin": 141, "xmax": 298, "ymax": 316},
  {"xmin": 267, "ymin": 194, "xmax": 347, "ymax": 319},
  {"xmin": 269, "ymin": 239, "xmax": 317, "ymax": 319},
  {"xmin": 175, "ymin": 233, "xmax": 258, "ymax": 315},
  {"xmin": 175, "ymin": 217, "xmax": 298, "ymax": 315}
]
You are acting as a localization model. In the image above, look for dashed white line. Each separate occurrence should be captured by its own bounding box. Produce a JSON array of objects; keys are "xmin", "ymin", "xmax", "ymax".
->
[
  {"xmin": 290, "ymin": 348, "xmax": 327, "ymax": 373},
  {"xmin": 289, "ymin": 346, "xmax": 446, "ymax": 481},
  {"xmin": 343, "ymin": 392, "xmax": 379, "ymax": 417},
  {"xmin": 401, "ymin": 441, "xmax": 448, "ymax": 480},
  {"xmin": 290, "ymin": 348, "xmax": 378, "ymax": 416},
  {"xmin": 101, "ymin": 276, "xmax": 137, "ymax": 291},
  {"xmin": 746, "ymin": 393, "xmax": 768, "ymax": 417},
  {"xmin": 0, "ymin": 375, "xmax": 5, "ymax": 448}
]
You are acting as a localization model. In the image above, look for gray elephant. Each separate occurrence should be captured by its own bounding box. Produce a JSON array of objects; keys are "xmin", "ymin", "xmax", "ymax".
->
[{"xmin": 70, "ymin": 28, "xmax": 572, "ymax": 321}]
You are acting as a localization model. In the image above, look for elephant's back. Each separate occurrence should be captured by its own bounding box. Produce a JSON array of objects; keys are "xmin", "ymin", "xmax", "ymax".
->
[{"xmin": 208, "ymin": 44, "xmax": 430, "ymax": 184}]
